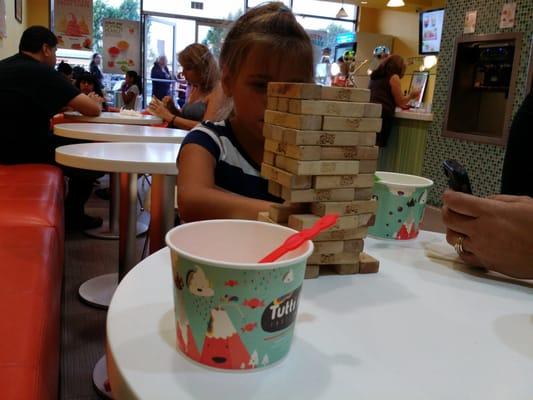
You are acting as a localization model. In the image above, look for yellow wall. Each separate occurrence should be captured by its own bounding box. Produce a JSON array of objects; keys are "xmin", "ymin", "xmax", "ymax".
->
[
  {"xmin": 27, "ymin": 0, "xmax": 49, "ymax": 26},
  {"xmin": 0, "ymin": 0, "xmax": 28, "ymax": 58}
]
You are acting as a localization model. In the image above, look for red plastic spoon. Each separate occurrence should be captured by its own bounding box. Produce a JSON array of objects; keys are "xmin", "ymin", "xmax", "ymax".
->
[{"xmin": 259, "ymin": 214, "xmax": 339, "ymax": 263}]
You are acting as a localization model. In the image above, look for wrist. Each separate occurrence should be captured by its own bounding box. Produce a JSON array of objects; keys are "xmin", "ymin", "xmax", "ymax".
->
[{"xmin": 168, "ymin": 115, "xmax": 177, "ymax": 126}]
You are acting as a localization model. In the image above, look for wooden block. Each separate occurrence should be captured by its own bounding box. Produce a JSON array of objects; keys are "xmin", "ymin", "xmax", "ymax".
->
[
  {"xmin": 322, "ymin": 116, "xmax": 382, "ymax": 132},
  {"xmin": 268, "ymin": 181, "xmax": 282, "ymax": 197},
  {"xmin": 257, "ymin": 211, "xmax": 274, "ymax": 223},
  {"xmin": 344, "ymin": 239, "xmax": 364, "ymax": 253},
  {"xmin": 313, "ymin": 174, "xmax": 374, "ymax": 189},
  {"xmin": 288, "ymin": 213, "xmax": 375, "ymax": 231},
  {"xmin": 304, "ymin": 264, "xmax": 320, "ymax": 279},
  {"xmin": 314, "ymin": 227, "xmax": 368, "ymax": 241},
  {"xmin": 333, "ymin": 263, "xmax": 360, "ymax": 275},
  {"xmin": 267, "ymin": 96, "xmax": 278, "ymax": 111},
  {"xmin": 267, "ymin": 82, "xmax": 322, "ymax": 99},
  {"xmin": 320, "ymin": 146, "xmax": 379, "ymax": 160},
  {"xmin": 281, "ymin": 187, "xmax": 356, "ymax": 203},
  {"xmin": 264, "ymin": 139, "xmax": 321, "ymax": 161},
  {"xmin": 268, "ymin": 203, "xmax": 309, "ymax": 223},
  {"xmin": 359, "ymin": 252, "xmax": 380, "ymax": 273},
  {"xmin": 308, "ymin": 251, "xmax": 360, "ymax": 265},
  {"xmin": 277, "ymin": 97, "xmax": 289, "ymax": 112},
  {"xmin": 263, "ymin": 124, "xmax": 376, "ymax": 146},
  {"xmin": 359, "ymin": 160, "xmax": 378, "ymax": 173},
  {"xmin": 353, "ymin": 188, "xmax": 374, "ymax": 200},
  {"xmin": 265, "ymin": 110, "xmax": 322, "ymax": 131},
  {"xmin": 263, "ymin": 151, "xmax": 276, "ymax": 166},
  {"xmin": 275, "ymin": 154, "xmax": 360, "ymax": 175},
  {"xmin": 320, "ymin": 86, "xmax": 371, "ymax": 102},
  {"xmin": 311, "ymin": 200, "xmax": 378, "ymax": 216},
  {"xmin": 261, "ymin": 163, "xmax": 312, "ymax": 189},
  {"xmin": 312, "ymin": 239, "xmax": 363, "ymax": 254},
  {"xmin": 289, "ymin": 99, "xmax": 378, "ymax": 118}
]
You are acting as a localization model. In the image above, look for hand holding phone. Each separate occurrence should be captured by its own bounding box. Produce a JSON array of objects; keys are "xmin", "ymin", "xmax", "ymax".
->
[{"xmin": 443, "ymin": 159, "xmax": 473, "ymax": 194}]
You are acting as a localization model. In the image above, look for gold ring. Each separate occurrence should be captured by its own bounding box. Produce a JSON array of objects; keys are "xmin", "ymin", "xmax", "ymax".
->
[{"xmin": 454, "ymin": 235, "xmax": 465, "ymax": 256}]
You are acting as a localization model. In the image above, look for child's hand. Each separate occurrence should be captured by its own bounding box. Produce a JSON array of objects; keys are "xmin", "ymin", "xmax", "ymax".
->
[{"xmin": 163, "ymin": 96, "xmax": 179, "ymax": 114}]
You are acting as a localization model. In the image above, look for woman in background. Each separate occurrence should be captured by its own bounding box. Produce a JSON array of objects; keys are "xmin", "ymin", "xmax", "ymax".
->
[
  {"xmin": 368, "ymin": 55, "xmax": 419, "ymax": 147},
  {"xmin": 89, "ymin": 53, "xmax": 103, "ymax": 87},
  {"xmin": 151, "ymin": 55, "xmax": 172, "ymax": 100}
]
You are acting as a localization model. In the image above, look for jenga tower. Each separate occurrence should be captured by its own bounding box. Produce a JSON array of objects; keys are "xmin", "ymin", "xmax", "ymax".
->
[{"xmin": 258, "ymin": 82, "xmax": 380, "ymax": 279}]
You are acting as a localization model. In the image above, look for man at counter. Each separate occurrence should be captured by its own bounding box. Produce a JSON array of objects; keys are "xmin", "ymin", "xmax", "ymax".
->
[{"xmin": 0, "ymin": 26, "xmax": 103, "ymax": 230}]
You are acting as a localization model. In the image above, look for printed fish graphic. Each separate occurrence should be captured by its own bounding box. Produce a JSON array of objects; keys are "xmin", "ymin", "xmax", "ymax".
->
[
  {"xmin": 241, "ymin": 322, "xmax": 257, "ymax": 333},
  {"xmin": 242, "ymin": 298, "xmax": 265, "ymax": 309},
  {"xmin": 225, "ymin": 280, "xmax": 239, "ymax": 287}
]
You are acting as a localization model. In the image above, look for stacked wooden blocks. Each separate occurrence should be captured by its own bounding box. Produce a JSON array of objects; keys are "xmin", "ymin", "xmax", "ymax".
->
[{"xmin": 259, "ymin": 82, "xmax": 381, "ymax": 279}]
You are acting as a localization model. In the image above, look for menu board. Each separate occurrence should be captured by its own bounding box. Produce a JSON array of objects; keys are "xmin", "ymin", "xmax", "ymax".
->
[
  {"xmin": 102, "ymin": 19, "xmax": 140, "ymax": 74},
  {"xmin": 419, "ymin": 8, "xmax": 445, "ymax": 55},
  {"xmin": 54, "ymin": 0, "xmax": 93, "ymax": 50}
]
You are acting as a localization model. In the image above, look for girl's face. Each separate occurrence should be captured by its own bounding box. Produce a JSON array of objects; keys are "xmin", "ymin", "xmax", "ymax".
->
[
  {"xmin": 182, "ymin": 67, "xmax": 201, "ymax": 86},
  {"xmin": 94, "ymin": 55, "xmax": 102, "ymax": 65},
  {"xmin": 80, "ymin": 80, "xmax": 94, "ymax": 94},
  {"xmin": 125, "ymin": 74, "xmax": 133, "ymax": 85},
  {"xmin": 223, "ymin": 44, "xmax": 311, "ymax": 141}
]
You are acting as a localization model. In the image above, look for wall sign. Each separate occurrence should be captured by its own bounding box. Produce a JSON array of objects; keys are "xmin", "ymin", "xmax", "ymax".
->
[
  {"xmin": 499, "ymin": 2, "xmax": 516, "ymax": 29},
  {"xmin": 102, "ymin": 19, "xmax": 140, "ymax": 74},
  {"xmin": 54, "ymin": 0, "xmax": 93, "ymax": 49},
  {"xmin": 463, "ymin": 10, "xmax": 477, "ymax": 34}
]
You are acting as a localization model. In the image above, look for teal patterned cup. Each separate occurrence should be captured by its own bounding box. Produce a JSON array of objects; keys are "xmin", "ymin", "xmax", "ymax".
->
[
  {"xmin": 368, "ymin": 171, "xmax": 433, "ymax": 240},
  {"xmin": 165, "ymin": 220, "xmax": 314, "ymax": 371}
]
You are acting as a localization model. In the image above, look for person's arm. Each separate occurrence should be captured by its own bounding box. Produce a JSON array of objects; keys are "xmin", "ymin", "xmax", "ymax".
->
[
  {"xmin": 442, "ymin": 190, "xmax": 533, "ymax": 278},
  {"xmin": 177, "ymin": 144, "xmax": 274, "ymax": 222},
  {"xmin": 149, "ymin": 98, "xmax": 199, "ymax": 130},
  {"xmin": 67, "ymin": 93, "xmax": 101, "ymax": 116},
  {"xmin": 389, "ymin": 74, "xmax": 419, "ymax": 109},
  {"xmin": 202, "ymin": 83, "xmax": 226, "ymax": 121},
  {"xmin": 121, "ymin": 87, "xmax": 136, "ymax": 105}
]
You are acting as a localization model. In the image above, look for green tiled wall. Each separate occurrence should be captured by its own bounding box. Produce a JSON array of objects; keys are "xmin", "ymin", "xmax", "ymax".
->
[{"xmin": 422, "ymin": 0, "xmax": 533, "ymax": 205}]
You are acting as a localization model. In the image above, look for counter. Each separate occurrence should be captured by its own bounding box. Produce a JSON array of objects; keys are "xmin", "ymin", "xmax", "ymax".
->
[{"xmin": 377, "ymin": 108, "xmax": 433, "ymax": 175}]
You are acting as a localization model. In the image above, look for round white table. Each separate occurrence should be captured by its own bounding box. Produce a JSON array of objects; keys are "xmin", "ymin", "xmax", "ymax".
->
[
  {"xmin": 106, "ymin": 231, "xmax": 533, "ymax": 400},
  {"xmin": 63, "ymin": 111, "xmax": 163, "ymax": 125}
]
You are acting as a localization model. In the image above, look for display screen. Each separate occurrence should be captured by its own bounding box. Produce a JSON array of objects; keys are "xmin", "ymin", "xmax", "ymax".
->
[{"xmin": 419, "ymin": 8, "xmax": 445, "ymax": 55}]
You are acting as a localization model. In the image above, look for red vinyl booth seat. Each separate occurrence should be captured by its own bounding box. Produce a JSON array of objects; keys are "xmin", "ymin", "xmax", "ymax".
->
[{"xmin": 0, "ymin": 164, "xmax": 64, "ymax": 400}]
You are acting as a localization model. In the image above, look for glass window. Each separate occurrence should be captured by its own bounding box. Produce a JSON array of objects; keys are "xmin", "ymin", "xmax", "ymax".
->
[
  {"xmin": 296, "ymin": 15, "xmax": 354, "ymax": 54},
  {"xmin": 143, "ymin": 0, "xmax": 243, "ymax": 20},
  {"xmin": 292, "ymin": 0, "xmax": 356, "ymax": 20}
]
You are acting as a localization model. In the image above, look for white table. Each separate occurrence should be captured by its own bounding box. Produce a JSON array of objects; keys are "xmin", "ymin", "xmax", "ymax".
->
[
  {"xmin": 63, "ymin": 111, "xmax": 163, "ymax": 125},
  {"xmin": 56, "ymin": 142, "xmax": 179, "ymax": 305},
  {"xmin": 106, "ymin": 231, "xmax": 533, "ymax": 400}
]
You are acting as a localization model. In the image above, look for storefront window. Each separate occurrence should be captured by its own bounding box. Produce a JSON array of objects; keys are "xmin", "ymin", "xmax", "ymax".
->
[
  {"xmin": 143, "ymin": 0, "xmax": 242, "ymax": 19},
  {"xmin": 293, "ymin": 0, "xmax": 356, "ymax": 20}
]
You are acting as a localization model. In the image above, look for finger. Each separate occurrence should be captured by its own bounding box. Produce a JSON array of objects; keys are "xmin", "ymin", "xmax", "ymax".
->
[
  {"xmin": 441, "ymin": 205, "xmax": 475, "ymax": 236},
  {"xmin": 446, "ymin": 228, "xmax": 476, "ymax": 257},
  {"xmin": 488, "ymin": 194, "xmax": 530, "ymax": 203},
  {"xmin": 442, "ymin": 189, "xmax": 489, "ymax": 217}
]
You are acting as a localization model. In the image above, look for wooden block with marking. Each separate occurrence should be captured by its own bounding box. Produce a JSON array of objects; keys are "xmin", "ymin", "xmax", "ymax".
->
[
  {"xmin": 263, "ymin": 151, "xmax": 276, "ymax": 166},
  {"xmin": 359, "ymin": 160, "xmax": 378, "ymax": 173},
  {"xmin": 320, "ymin": 145, "xmax": 379, "ymax": 160},
  {"xmin": 268, "ymin": 203, "xmax": 309, "ymax": 223},
  {"xmin": 320, "ymin": 86, "xmax": 371, "ymax": 102},
  {"xmin": 314, "ymin": 227, "xmax": 368, "ymax": 241},
  {"xmin": 277, "ymin": 97, "xmax": 289, "ymax": 112},
  {"xmin": 322, "ymin": 116, "xmax": 382, "ymax": 132},
  {"xmin": 267, "ymin": 96, "xmax": 278, "ymax": 111},
  {"xmin": 281, "ymin": 187, "xmax": 355, "ymax": 203},
  {"xmin": 263, "ymin": 124, "xmax": 376, "ymax": 146},
  {"xmin": 268, "ymin": 181, "xmax": 282, "ymax": 197},
  {"xmin": 313, "ymin": 174, "xmax": 374, "ymax": 189},
  {"xmin": 311, "ymin": 200, "xmax": 378, "ymax": 216},
  {"xmin": 264, "ymin": 139, "xmax": 321, "ymax": 161},
  {"xmin": 353, "ymin": 187, "xmax": 374, "ymax": 200},
  {"xmin": 304, "ymin": 264, "xmax": 320, "ymax": 279},
  {"xmin": 359, "ymin": 252, "xmax": 380, "ymax": 273},
  {"xmin": 261, "ymin": 163, "xmax": 312, "ymax": 189},
  {"xmin": 289, "ymin": 99, "xmax": 378, "ymax": 118},
  {"xmin": 308, "ymin": 251, "xmax": 360, "ymax": 265},
  {"xmin": 288, "ymin": 213, "xmax": 375, "ymax": 231},
  {"xmin": 267, "ymin": 82, "xmax": 322, "ymax": 99},
  {"xmin": 265, "ymin": 110, "xmax": 322, "ymax": 130},
  {"xmin": 275, "ymin": 154, "xmax": 360, "ymax": 175}
]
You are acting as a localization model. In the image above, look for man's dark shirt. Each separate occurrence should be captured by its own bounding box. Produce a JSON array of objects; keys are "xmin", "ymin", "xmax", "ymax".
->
[{"xmin": 0, "ymin": 53, "xmax": 80, "ymax": 163}]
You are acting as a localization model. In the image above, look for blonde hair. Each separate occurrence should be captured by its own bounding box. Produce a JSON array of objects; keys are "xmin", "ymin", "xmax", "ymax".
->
[
  {"xmin": 219, "ymin": 2, "xmax": 314, "ymax": 82},
  {"xmin": 178, "ymin": 43, "xmax": 220, "ymax": 92}
]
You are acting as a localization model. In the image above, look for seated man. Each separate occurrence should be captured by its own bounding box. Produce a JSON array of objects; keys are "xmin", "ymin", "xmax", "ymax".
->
[{"xmin": 0, "ymin": 26, "xmax": 103, "ymax": 229}]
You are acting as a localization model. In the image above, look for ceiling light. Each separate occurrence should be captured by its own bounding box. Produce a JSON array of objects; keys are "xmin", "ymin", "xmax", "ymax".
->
[
  {"xmin": 387, "ymin": 0, "xmax": 405, "ymax": 7},
  {"xmin": 336, "ymin": 1, "xmax": 349, "ymax": 18}
]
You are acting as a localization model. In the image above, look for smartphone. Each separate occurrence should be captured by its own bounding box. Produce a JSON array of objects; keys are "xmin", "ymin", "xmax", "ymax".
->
[{"xmin": 443, "ymin": 159, "xmax": 473, "ymax": 194}]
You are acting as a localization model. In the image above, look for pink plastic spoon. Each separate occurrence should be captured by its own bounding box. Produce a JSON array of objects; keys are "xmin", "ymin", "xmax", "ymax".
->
[{"xmin": 259, "ymin": 214, "xmax": 339, "ymax": 263}]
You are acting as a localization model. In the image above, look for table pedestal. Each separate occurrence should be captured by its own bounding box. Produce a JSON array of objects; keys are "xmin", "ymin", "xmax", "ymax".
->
[
  {"xmin": 78, "ymin": 273, "xmax": 117, "ymax": 309},
  {"xmin": 93, "ymin": 355, "xmax": 112, "ymax": 399}
]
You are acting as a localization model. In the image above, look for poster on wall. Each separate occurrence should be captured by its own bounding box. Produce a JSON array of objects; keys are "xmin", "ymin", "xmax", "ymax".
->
[
  {"xmin": 463, "ymin": 10, "xmax": 477, "ymax": 34},
  {"xmin": 102, "ymin": 19, "xmax": 140, "ymax": 74},
  {"xmin": 54, "ymin": 0, "xmax": 93, "ymax": 50},
  {"xmin": 499, "ymin": 2, "xmax": 516, "ymax": 29},
  {"xmin": 0, "ymin": 0, "xmax": 6, "ymax": 38}
]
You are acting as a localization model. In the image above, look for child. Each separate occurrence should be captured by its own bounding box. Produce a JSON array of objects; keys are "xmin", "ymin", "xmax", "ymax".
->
[
  {"xmin": 176, "ymin": 2, "xmax": 314, "ymax": 222},
  {"xmin": 75, "ymin": 72, "xmax": 107, "ymax": 110},
  {"xmin": 121, "ymin": 70, "xmax": 141, "ymax": 110}
]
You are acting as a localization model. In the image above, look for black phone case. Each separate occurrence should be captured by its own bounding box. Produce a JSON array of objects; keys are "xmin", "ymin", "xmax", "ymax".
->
[{"xmin": 443, "ymin": 159, "xmax": 473, "ymax": 194}]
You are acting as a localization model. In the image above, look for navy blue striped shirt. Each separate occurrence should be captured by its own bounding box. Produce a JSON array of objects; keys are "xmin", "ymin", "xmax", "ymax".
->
[{"xmin": 178, "ymin": 120, "xmax": 282, "ymax": 203}]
